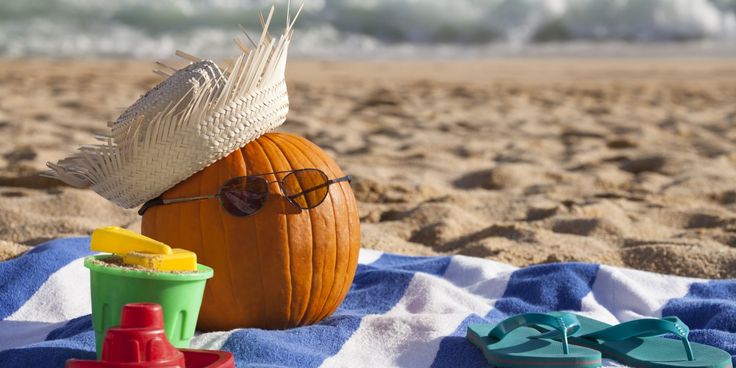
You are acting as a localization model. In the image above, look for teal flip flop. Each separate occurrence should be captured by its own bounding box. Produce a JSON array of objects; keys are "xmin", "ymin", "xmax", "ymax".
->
[
  {"xmin": 466, "ymin": 313, "xmax": 603, "ymax": 368},
  {"xmin": 534, "ymin": 313, "xmax": 732, "ymax": 368}
]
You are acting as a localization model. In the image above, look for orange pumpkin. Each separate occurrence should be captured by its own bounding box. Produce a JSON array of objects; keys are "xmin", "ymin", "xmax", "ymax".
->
[{"xmin": 141, "ymin": 132, "xmax": 360, "ymax": 330}]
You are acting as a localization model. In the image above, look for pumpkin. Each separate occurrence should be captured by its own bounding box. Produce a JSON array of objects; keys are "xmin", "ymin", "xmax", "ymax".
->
[{"xmin": 141, "ymin": 132, "xmax": 360, "ymax": 330}]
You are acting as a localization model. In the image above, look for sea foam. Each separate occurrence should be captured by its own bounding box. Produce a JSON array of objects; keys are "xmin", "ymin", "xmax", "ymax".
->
[{"xmin": 0, "ymin": 0, "xmax": 734, "ymax": 58}]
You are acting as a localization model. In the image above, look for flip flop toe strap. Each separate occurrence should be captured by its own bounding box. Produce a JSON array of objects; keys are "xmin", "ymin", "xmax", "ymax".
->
[
  {"xmin": 581, "ymin": 316, "xmax": 695, "ymax": 361},
  {"xmin": 489, "ymin": 313, "xmax": 581, "ymax": 354}
]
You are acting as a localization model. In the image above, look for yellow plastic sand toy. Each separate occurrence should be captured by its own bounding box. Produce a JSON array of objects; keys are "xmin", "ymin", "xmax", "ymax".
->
[{"xmin": 90, "ymin": 226, "xmax": 197, "ymax": 272}]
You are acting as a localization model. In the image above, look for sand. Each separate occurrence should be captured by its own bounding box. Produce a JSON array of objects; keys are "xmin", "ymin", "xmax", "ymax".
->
[
  {"xmin": 0, "ymin": 58, "xmax": 734, "ymax": 278},
  {"xmin": 88, "ymin": 255, "xmax": 200, "ymax": 274}
]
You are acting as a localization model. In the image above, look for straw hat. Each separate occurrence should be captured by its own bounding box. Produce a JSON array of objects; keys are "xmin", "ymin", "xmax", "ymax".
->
[{"xmin": 43, "ymin": 6, "xmax": 300, "ymax": 209}]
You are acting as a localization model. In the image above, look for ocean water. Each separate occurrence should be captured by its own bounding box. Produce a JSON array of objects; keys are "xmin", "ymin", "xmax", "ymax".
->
[{"xmin": 0, "ymin": 0, "xmax": 735, "ymax": 58}]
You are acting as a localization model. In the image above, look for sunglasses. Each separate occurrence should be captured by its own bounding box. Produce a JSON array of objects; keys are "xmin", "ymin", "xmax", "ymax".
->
[{"xmin": 138, "ymin": 168, "xmax": 351, "ymax": 217}]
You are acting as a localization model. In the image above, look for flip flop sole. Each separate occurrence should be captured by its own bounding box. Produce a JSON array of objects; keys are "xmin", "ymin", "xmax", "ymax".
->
[
  {"xmin": 544, "ymin": 313, "xmax": 733, "ymax": 368},
  {"xmin": 467, "ymin": 324, "xmax": 602, "ymax": 368},
  {"xmin": 570, "ymin": 336, "xmax": 733, "ymax": 368}
]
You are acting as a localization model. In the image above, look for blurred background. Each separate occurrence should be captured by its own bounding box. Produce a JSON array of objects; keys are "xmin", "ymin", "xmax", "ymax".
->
[{"xmin": 1, "ymin": 0, "xmax": 735, "ymax": 59}]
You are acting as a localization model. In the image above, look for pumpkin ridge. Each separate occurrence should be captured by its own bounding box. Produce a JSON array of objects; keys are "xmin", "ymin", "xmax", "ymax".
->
[
  {"xmin": 296, "ymin": 136, "xmax": 359, "ymax": 319},
  {"xmin": 281, "ymin": 191, "xmax": 296, "ymax": 326},
  {"xmin": 260, "ymin": 134, "xmax": 313, "ymax": 326},
  {"xmin": 263, "ymin": 134, "xmax": 330, "ymax": 325},
  {"xmin": 192, "ymin": 170, "xmax": 218, "ymax": 324},
  {"xmin": 274, "ymin": 134, "xmax": 345, "ymax": 321},
  {"xmin": 302, "ymin": 138, "xmax": 352, "ymax": 321},
  {"xmin": 223, "ymin": 149, "xmax": 257, "ymax": 326},
  {"xmin": 214, "ymin": 160, "xmax": 245, "ymax": 327},
  {"xmin": 242, "ymin": 140, "xmax": 274, "ymax": 327},
  {"xmin": 251, "ymin": 136, "xmax": 295, "ymax": 326}
]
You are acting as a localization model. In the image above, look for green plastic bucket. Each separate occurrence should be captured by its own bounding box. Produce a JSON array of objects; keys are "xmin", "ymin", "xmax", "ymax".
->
[{"xmin": 84, "ymin": 255, "xmax": 213, "ymax": 358}]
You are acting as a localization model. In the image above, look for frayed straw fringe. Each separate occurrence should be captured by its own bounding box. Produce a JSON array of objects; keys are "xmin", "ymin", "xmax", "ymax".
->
[{"xmin": 43, "ymin": 4, "xmax": 302, "ymax": 209}]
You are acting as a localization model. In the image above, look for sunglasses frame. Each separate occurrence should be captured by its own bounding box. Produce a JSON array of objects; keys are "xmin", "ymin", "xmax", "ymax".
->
[{"xmin": 137, "ymin": 168, "xmax": 351, "ymax": 217}]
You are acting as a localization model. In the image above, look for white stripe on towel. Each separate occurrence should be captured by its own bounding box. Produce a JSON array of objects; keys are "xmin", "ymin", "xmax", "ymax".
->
[
  {"xmin": 321, "ymin": 255, "xmax": 514, "ymax": 368},
  {"xmin": 358, "ymin": 249, "xmax": 383, "ymax": 265},
  {"xmin": 7, "ymin": 258, "xmax": 90, "ymax": 323},
  {"xmin": 580, "ymin": 265, "xmax": 700, "ymax": 323},
  {"xmin": 190, "ymin": 330, "xmax": 235, "ymax": 350}
]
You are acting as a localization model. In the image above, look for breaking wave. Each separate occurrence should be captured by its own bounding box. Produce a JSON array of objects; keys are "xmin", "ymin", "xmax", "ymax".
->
[{"xmin": 0, "ymin": 0, "xmax": 734, "ymax": 58}]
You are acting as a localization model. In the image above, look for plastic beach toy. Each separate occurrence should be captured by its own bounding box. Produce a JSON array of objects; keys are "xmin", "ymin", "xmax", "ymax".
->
[
  {"xmin": 84, "ymin": 230, "xmax": 213, "ymax": 357},
  {"xmin": 85, "ymin": 257, "xmax": 213, "ymax": 356},
  {"xmin": 91, "ymin": 226, "xmax": 197, "ymax": 271},
  {"xmin": 467, "ymin": 313, "xmax": 602, "ymax": 368},
  {"xmin": 65, "ymin": 303, "xmax": 234, "ymax": 368}
]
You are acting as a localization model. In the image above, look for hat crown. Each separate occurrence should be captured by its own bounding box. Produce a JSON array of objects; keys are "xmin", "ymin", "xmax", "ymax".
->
[{"xmin": 113, "ymin": 61, "xmax": 225, "ymax": 142}]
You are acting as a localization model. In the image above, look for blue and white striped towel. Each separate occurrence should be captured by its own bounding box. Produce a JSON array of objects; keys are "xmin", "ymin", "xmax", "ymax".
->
[{"xmin": 0, "ymin": 237, "xmax": 734, "ymax": 367}]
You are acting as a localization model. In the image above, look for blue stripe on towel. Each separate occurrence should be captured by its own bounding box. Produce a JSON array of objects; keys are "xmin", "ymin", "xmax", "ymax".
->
[
  {"xmin": 493, "ymin": 262, "xmax": 599, "ymax": 315},
  {"xmin": 430, "ymin": 314, "xmax": 490, "ymax": 368},
  {"xmin": 0, "ymin": 328, "xmax": 96, "ymax": 367},
  {"xmin": 0, "ymin": 347, "xmax": 95, "ymax": 368},
  {"xmin": 369, "ymin": 253, "xmax": 452, "ymax": 275},
  {"xmin": 46, "ymin": 315, "xmax": 93, "ymax": 341},
  {"xmin": 0, "ymin": 237, "xmax": 92, "ymax": 319},
  {"xmin": 340, "ymin": 254, "xmax": 451, "ymax": 314},
  {"xmin": 222, "ymin": 254, "xmax": 452, "ymax": 367},
  {"xmin": 0, "ymin": 313, "xmax": 95, "ymax": 367},
  {"xmin": 663, "ymin": 280, "xmax": 736, "ymax": 364}
]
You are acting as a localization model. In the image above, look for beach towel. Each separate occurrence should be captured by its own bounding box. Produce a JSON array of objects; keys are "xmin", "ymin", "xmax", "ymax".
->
[{"xmin": 0, "ymin": 237, "xmax": 733, "ymax": 367}]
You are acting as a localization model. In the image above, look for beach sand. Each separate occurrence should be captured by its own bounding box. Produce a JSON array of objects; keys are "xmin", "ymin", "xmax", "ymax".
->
[{"xmin": 0, "ymin": 58, "xmax": 735, "ymax": 278}]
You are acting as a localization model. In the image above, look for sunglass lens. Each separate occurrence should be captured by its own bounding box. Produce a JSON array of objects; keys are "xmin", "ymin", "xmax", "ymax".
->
[
  {"xmin": 219, "ymin": 176, "xmax": 268, "ymax": 217},
  {"xmin": 282, "ymin": 169, "xmax": 330, "ymax": 209}
]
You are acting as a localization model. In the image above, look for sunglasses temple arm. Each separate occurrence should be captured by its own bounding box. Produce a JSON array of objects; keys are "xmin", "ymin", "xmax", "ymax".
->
[
  {"xmin": 162, "ymin": 194, "xmax": 218, "ymax": 204},
  {"xmin": 138, "ymin": 198, "xmax": 163, "ymax": 216},
  {"xmin": 332, "ymin": 175, "xmax": 352, "ymax": 184},
  {"xmin": 138, "ymin": 194, "xmax": 218, "ymax": 216}
]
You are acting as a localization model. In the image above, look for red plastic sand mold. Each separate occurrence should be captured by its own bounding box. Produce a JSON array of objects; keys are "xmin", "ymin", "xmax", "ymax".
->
[{"xmin": 65, "ymin": 303, "xmax": 234, "ymax": 368}]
